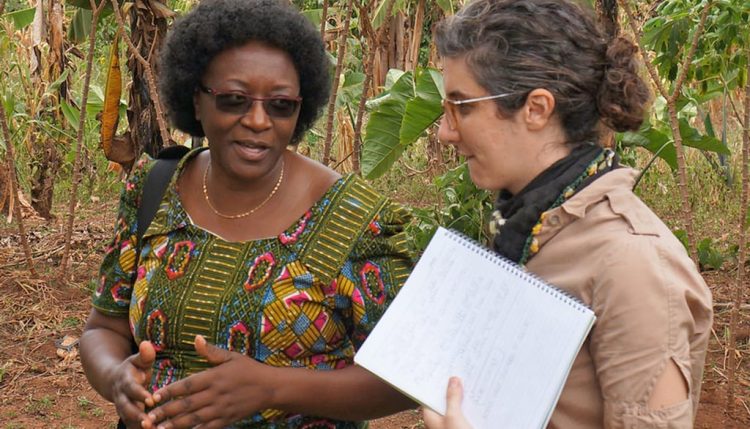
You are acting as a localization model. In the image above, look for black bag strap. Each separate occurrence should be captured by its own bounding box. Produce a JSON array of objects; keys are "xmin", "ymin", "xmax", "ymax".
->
[
  {"xmin": 136, "ymin": 145, "xmax": 191, "ymax": 243},
  {"xmin": 116, "ymin": 145, "xmax": 190, "ymax": 427}
]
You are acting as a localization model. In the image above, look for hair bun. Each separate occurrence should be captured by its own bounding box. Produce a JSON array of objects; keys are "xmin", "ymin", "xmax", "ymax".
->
[{"xmin": 597, "ymin": 36, "xmax": 651, "ymax": 132}]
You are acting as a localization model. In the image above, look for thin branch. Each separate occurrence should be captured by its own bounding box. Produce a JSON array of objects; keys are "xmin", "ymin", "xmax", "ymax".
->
[
  {"xmin": 59, "ymin": 0, "xmax": 106, "ymax": 275},
  {"xmin": 725, "ymin": 89, "xmax": 747, "ymax": 129},
  {"xmin": 0, "ymin": 0, "xmax": 6, "ymax": 15},
  {"xmin": 622, "ymin": 0, "xmax": 711, "ymax": 102},
  {"xmin": 619, "ymin": 0, "xmax": 713, "ymax": 264},
  {"xmin": 666, "ymin": 104, "xmax": 699, "ymax": 263},
  {"xmin": 632, "ymin": 141, "xmax": 671, "ymax": 189},
  {"xmin": 322, "ymin": 0, "xmax": 354, "ymax": 166},
  {"xmin": 620, "ymin": 0, "xmax": 668, "ymax": 99},
  {"xmin": 319, "ymin": 0, "xmax": 328, "ymax": 38},
  {"xmin": 0, "ymin": 108, "xmax": 36, "ymax": 277},
  {"xmin": 110, "ymin": 0, "xmax": 170, "ymax": 147},
  {"xmin": 356, "ymin": 0, "xmax": 376, "ymax": 49},
  {"xmin": 332, "ymin": 150, "xmax": 353, "ymax": 170},
  {"xmin": 669, "ymin": 1, "xmax": 712, "ymax": 104}
]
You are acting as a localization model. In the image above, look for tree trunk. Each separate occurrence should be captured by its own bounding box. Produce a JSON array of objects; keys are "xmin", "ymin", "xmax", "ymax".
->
[
  {"xmin": 405, "ymin": 0, "xmax": 425, "ymax": 71},
  {"xmin": 30, "ymin": 0, "xmax": 68, "ymax": 221},
  {"xmin": 426, "ymin": 7, "xmax": 443, "ymax": 68},
  {"xmin": 373, "ymin": 47, "xmax": 385, "ymax": 90},
  {"xmin": 389, "ymin": 12, "xmax": 405, "ymax": 71},
  {"xmin": 319, "ymin": 0, "xmax": 328, "ymax": 37},
  {"xmin": 126, "ymin": 0, "xmax": 169, "ymax": 158},
  {"xmin": 321, "ymin": 0, "xmax": 354, "ymax": 166},
  {"xmin": 596, "ymin": 0, "xmax": 619, "ymax": 39},
  {"xmin": 30, "ymin": 139, "xmax": 61, "ymax": 220},
  {"xmin": 666, "ymin": 101, "xmax": 698, "ymax": 262},
  {"xmin": 334, "ymin": 109, "xmax": 353, "ymax": 173}
]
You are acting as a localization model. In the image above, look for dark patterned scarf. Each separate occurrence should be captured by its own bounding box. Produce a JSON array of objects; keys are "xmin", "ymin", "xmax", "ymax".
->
[{"xmin": 491, "ymin": 144, "xmax": 617, "ymax": 265}]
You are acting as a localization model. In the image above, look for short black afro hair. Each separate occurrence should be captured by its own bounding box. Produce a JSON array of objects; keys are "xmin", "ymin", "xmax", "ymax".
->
[{"xmin": 159, "ymin": 0, "xmax": 331, "ymax": 144}]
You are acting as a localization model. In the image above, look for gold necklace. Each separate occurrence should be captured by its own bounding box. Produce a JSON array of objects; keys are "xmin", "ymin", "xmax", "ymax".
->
[{"xmin": 202, "ymin": 160, "xmax": 285, "ymax": 219}]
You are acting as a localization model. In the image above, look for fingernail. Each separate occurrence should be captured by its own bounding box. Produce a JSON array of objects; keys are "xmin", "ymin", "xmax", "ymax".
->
[
  {"xmin": 153, "ymin": 393, "xmax": 162, "ymax": 402},
  {"xmin": 148, "ymin": 413, "xmax": 156, "ymax": 420}
]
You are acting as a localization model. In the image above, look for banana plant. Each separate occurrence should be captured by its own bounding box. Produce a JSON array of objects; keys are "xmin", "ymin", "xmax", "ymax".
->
[
  {"xmin": 66, "ymin": 0, "xmax": 114, "ymax": 44},
  {"xmin": 361, "ymin": 67, "xmax": 443, "ymax": 179},
  {"xmin": 2, "ymin": 6, "xmax": 35, "ymax": 30}
]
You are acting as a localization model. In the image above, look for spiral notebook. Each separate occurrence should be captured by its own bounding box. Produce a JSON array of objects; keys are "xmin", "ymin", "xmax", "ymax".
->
[{"xmin": 355, "ymin": 227, "xmax": 595, "ymax": 429}]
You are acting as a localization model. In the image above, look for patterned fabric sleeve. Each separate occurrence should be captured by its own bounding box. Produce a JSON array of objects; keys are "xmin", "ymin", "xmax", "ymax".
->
[
  {"xmin": 338, "ymin": 200, "xmax": 414, "ymax": 350},
  {"xmin": 92, "ymin": 154, "xmax": 155, "ymax": 317}
]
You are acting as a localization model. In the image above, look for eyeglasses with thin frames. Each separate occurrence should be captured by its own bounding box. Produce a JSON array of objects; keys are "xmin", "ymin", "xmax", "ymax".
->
[
  {"xmin": 198, "ymin": 84, "xmax": 302, "ymax": 118},
  {"xmin": 442, "ymin": 92, "xmax": 515, "ymax": 129}
]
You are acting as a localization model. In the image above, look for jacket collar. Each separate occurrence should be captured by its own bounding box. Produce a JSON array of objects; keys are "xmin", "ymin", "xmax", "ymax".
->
[
  {"xmin": 533, "ymin": 168, "xmax": 659, "ymax": 249},
  {"xmin": 559, "ymin": 168, "xmax": 638, "ymax": 218}
]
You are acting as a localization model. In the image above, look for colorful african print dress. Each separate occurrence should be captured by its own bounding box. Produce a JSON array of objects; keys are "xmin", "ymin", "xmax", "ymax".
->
[{"xmin": 92, "ymin": 149, "xmax": 413, "ymax": 428}]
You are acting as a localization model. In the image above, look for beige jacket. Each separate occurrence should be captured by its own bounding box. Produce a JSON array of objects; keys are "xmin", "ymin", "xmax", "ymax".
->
[{"xmin": 525, "ymin": 168, "xmax": 712, "ymax": 429}]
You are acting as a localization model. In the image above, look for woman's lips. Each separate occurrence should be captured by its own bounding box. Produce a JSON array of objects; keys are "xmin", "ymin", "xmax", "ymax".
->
[{"xmin": 233, "ymin": 141, "xmax": 269, "ymax": 161}]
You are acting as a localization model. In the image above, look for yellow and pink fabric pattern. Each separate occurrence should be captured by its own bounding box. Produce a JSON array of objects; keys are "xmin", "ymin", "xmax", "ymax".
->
[{"xmin": 92, "ymin": 149, "xmax": 413, "ymax": 428}]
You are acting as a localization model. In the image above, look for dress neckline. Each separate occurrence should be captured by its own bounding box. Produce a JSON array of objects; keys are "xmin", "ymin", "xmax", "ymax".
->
[{"xmin": 156, "ymin": 146, "xmax": 347, "ymax": 245}]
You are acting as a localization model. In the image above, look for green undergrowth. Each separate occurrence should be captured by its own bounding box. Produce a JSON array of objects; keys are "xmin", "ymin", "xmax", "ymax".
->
[
  {"xmin": 636, "ymin": 149, "xmax": 741, "ymax": 271},
  {"xmin": 47, "ymin": 131, "xmax": 744, "ymax": 270}
]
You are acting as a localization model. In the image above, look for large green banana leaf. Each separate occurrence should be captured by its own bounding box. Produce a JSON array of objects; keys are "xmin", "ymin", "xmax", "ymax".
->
[
  {"xmin": 400, "ymin": 68, "xmax": 443, "ymax": 144},
  {"xmin": 361, "ymin": 71, "xmax": 414, "ymax": 179},
  {"xmin": 3, "ymin": 7, "xmax": 35, "ymax": 30},
  {"xmin": 361, "ymin": 68, "xmax": 444, "ymax": 179}
]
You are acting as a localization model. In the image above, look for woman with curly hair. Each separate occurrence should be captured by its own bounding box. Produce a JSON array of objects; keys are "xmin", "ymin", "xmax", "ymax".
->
[
  {"xmin": 423, "ymin": 0, "xmax": 712, "ymax": 428},
  {"xmin": 79, "ymin": 1, "xmax": 414, "ymax": 428}
]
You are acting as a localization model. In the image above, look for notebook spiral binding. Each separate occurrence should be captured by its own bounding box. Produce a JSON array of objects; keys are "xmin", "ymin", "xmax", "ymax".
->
[{"xmin": 444, "ymin": 228, "xmax": 593, "ymax": 314}]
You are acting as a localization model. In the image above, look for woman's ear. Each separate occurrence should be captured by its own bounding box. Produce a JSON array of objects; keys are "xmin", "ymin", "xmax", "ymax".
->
[{"xmin": 522, "ymin": 88, "xmax": 556, "ymax": 131}]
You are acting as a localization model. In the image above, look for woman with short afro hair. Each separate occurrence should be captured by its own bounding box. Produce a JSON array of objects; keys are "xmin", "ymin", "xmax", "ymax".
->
[
  {"xmin": 80, "ymin": 1, "xmax": 415, "ymax": 428},
  {"xmin": 159, "ymin": 0, "xmax": 331, "ymax": 143}
]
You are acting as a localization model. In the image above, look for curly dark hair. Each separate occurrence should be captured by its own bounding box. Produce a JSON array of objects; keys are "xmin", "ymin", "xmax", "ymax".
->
[
  {"xmin": 159, "ymin": 0, "xmax": 331, "ymax": 144},
  {"xmin": 435, "ymin": 0, "xmax": 651, "ymax": 144}
]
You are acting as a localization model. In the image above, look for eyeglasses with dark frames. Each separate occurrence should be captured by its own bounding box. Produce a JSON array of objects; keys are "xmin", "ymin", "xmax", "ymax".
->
[{"xmin": 198, "ymin": 84, "xmax": 302, "ymax": 118}]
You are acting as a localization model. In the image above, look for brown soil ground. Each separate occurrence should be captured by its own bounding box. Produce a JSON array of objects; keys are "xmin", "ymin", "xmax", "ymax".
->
[{"xmin": 1, "ymin": 204, "xmax": 748, "ymax": 429}]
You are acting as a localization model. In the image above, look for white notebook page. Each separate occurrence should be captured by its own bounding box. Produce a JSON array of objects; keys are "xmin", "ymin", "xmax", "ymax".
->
[{"xmin": 355, "ymin": 227, "xmax": 595, "ymax": 429}]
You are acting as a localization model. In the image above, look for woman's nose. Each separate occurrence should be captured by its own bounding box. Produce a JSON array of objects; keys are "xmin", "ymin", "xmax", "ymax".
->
[
  {"xmin": 437, "ymin": 115, "xmax": 459, "ymax": 146},
  {"xmin": 239, "ymin": 101, "xmax": 272, "ymax": 131}
]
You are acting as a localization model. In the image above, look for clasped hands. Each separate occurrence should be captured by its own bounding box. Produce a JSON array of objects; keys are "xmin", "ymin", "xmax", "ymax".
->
[{"xmin": 114, "ymin": 335, "xmax": 271, "ymax": 429}]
